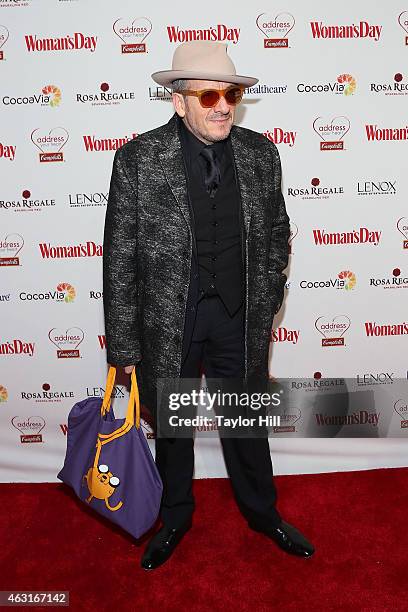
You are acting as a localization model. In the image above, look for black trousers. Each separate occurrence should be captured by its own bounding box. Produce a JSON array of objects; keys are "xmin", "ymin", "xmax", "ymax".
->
[{"xmin": 154, "ymin": 293, "xmax": 282, "ymax": 529}]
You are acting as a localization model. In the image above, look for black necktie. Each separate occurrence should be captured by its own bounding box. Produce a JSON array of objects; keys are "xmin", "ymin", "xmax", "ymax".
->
[{"xmin": 200, "ymin": 147, "xmax": 221, "ymax": 198}]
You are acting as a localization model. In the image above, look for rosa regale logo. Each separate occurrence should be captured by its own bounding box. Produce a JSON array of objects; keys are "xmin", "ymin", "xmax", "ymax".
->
[
  {"xmin": 256, "ymin": 12, "xmax": 295, "ymax": 48},
  {"xmin": 315, "ymin": 315, "xmax": 351, "ymax": 347},
  {"xmin": 48, "ymin": 326, "xmax": 84, "ymax": 359},
  {"xmin": 0, "ymin": 233, "xmax": 24, "ymax": 266},
  {"xmin": 42, "ymin": 85, "xmax": 61, "ymax": 107},
  {"xmin": 0, "ymin": 385, "xmax": 8, "ymax": 402},
  {"xmin": 31, "ymin": 127, "xmax": 69, "ymax": 162},
  {"xmin": 313, "ymin": 116, "xmax": 350, "ymax": 150},
  {"xmin": 113, "ymin": 17, "xmax": 152, "ymax": 53},
  {"xmin": 0, "ymin": 24, "xmax": 9, "ymax": 60}
]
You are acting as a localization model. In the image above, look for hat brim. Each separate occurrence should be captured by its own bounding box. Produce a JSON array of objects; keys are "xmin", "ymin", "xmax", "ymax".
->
[{"xmin": 151, "ymin": 70, "xmax": 258, "ymax": 88}]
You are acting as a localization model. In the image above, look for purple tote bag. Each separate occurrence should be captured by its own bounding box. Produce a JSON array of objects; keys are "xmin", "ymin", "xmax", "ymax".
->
[{"xmin": 57, "ymin": 366, "xmax": 163, "ymax": 539}]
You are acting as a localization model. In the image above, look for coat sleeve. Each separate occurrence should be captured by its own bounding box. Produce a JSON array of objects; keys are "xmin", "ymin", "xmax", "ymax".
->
[
  {"xmin": 268, "ymin": 142, "xmax": 290, "ymax": 314},
  {"xmin": 103, "ymin": 147, "xmax": 142, "ymax": 366}
]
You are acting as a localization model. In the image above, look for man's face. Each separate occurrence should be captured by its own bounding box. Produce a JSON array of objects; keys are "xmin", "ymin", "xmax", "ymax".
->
[{"xmin": 172, "ymin": 80, "xmax": 237, "ymax": 144}]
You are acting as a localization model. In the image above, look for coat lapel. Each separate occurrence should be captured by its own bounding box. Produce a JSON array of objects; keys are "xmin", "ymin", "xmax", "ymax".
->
[
  {"xmin": 158, "ymin": 114, "xmax": 195, "ymax": 246},
  {"xmin": 230, "ymin": 126, "xmax": 255, "ymax": 235}
]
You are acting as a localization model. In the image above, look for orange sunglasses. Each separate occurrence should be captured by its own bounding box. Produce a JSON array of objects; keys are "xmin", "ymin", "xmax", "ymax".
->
[{"xmin": 178, "ymin": 85, "xmax": 245, "ymax": 108}]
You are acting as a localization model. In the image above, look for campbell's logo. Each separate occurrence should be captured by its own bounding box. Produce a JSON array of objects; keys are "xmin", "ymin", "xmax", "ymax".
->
[
  {"xmin": 0, "ymin": 384, "xmax": 8, "ymax": 402},
  {"xmin": 298, "ymin": 74, "xmax": 356, "ymax": 95},
  {"xmin": 82, "ymin": 132, "xmax": 137, "ymax": 152},
  {"xmin": 256, "ymin": 12, "xmax": 295, "ymax": 48},
  {"xmin": 0, "ymin": 24, "xmax": 9, "ymax": 60},
  {"xmin": 31, "ymin": 127, "xmax": 69, "ymax": 162},
  {"xmin": 271, "ymin": 327, "xmax": 299, "ymax": 344},
  {"xmin": 394, "ymin": 399, "xmax": 408, "ymax": 428},
  {"xmin": 48, "ymin": 326, "xmax": 84, "ymax": 359},
  {"xmin": 12, "ymin": 416, "xmax": 45, "ymax": 443},
  {"xmin": 113, "ymin": 17, "xmax": 152, "ymax": 53},
  {"xmin": 300, "ymin": 270, "xmax": 356, "ymax": 290},
  {"xmin": 398, "ymin": 11, "xmax": 408, "ymax": 45},
  {"xmin": 310, "ymin": 21, "xmax": 382, "ymax": 41},
  {"xmin": 397, "ymin": 217, "xmax": 408, "ymax": 249},
  {"xmin": 365, "ymin": 124, "xmax": 408, "ymax": 141},
  {"xmin": 0, "ymin": 139, "xmax": 16, "ymax": 161},
  {"xmin": 263, "ymin": 127, "xmax": 296, "ymax": 147},
  {"xmin": 312, "ymin": 227, "xmax": 381, "ymax": 246},
  {"xmin": 21, "ymin": 382, "xmax": 74, "ymax": 403},
  {"xmin": 0, "ymin": 189, "xmax": 56, "ymax": 212},
  {"xmin": 315, "ymin": 315, "xmax": 351, "ymax": 347},
  {"xmin": 39, "ymin": 241, "xmax": 102, "ymax": 258},
  {"xmin": 2, "ymin": 84, "xmax": 61, "ymax": 107},
  {"xmin": 19, "ymin": 282, "xmax": 76, "ymax": 302},
  {"xmin": 0, "ymin": 233, "xmax": 24, "ymax": 266},
  {"xmin": 77, "ymin": 82, "xmax": 135, "ymax": 105},
  {"xmin": 365, "ymin": 321, "xmax": 408, "ymax": 337},
  {"xmin": 68, "ymin": 192, "xmax": 107, "ymax": 208},
  {"xmin": 167, "ymin": 23, "xmax": 240, "ymax": 45},
  {"xmin": 370, "ymin": 72, "xmax": 408, "ymax": 96},
  {"xmin": 313, "ymin": 116, "xmax": 350, "ymax": 150},
  {"xmin": 25, "ymin": 32, "xmax": 97, "ymax": 53},
  {"xmin": 357, "ymin": 179, "xmax": 396, "ymax": 197},
  {"xmin": 0, "ymin": 339, "xmax": 35, "ymax": 357},
  {"xmin": 370, "ymin": 267, "xmax": 408, "ymax": 290},
  {"xmin": 288, "ymin": 177, "xmax": 344, "ymax": 200}
]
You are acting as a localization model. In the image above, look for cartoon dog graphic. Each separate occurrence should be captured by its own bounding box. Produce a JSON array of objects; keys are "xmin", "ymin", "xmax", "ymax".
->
[{"xmin": 83, "ymin": 463, "xmax": 123, "ymax": 511}]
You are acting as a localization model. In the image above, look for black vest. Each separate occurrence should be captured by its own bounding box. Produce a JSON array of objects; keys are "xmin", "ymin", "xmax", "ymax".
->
[{"xmin": 187, "ymin": 140, "xmax": 244, "ymax": 316}]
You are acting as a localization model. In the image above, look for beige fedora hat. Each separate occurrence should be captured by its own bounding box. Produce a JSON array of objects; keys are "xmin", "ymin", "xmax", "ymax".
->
[{"xmin": 151, "ymin": 40, "xmax": 258, "ymax": 88}]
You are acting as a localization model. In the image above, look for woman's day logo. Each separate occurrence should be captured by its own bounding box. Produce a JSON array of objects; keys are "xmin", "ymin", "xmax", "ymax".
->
[
  {"xmin": 315, "ymin": 315, "xmax": 351, "ymax": 347},
  {"xmin": 30, "ymin": 127, "xmax": 69, "ymax": 162},
  {"xmin": 113, "ymin": 17, "xmax": 152, "ymax": 53},
  {"xmin": 256, "ymin": 12, "xmax": 295, "ymax": 48},
  {"xmin": 313, "ymin": 116, "xmax": 351, "ymax": 150},
  {"xmin": 0, "ymin": 25, "xmax": 9, "ymax": 60},
  {"xmin": 0, "ymin": 233, "xmax": 24, "ymax": 266}
]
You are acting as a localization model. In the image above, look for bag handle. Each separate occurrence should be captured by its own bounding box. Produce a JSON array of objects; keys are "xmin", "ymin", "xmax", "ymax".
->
[{"xmin": 101, "ymin": 366, "xmax": 141, "ymax": 429}]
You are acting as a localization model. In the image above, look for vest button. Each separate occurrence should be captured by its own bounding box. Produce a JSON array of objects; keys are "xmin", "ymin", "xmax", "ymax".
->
[
  {"xmin": 212, "ymin": 221, "xmax": 217, "ymax": 226},
  {"xmin": 211, "ymin": 256, "xmax": 217, "ymax": 261},
  {"xmin": 212, "ymin": 273, "xmax": 216, "ymax": 278}
]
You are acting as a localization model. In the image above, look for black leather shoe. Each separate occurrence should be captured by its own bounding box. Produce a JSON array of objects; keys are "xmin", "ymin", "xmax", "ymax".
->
[
  {"xmin": 249, "ymin": 519, "xmax": 315, "ymax": 557},
  {"xmin": 141, "ymin": 521, "xmax": 192, "ymax": 570}
]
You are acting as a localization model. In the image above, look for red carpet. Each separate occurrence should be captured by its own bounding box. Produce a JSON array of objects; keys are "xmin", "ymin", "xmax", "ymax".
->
[{"xmin": 1, "ymin": 467, "xmax": 407, "ymax": 611}]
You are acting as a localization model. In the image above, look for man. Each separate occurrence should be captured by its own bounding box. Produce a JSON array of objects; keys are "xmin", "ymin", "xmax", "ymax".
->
[{"xmin": 103, "ymin": 40, "xmax": 314, "ymax": 570}]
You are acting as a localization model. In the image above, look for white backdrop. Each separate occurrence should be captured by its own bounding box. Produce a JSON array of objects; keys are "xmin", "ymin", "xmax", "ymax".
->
[{"xmin": 1, "ymin": 0, "xmax": 407, "ymax": 482}]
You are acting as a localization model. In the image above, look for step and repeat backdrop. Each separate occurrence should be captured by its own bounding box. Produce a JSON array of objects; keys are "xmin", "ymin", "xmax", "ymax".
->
[{"xmin": 1, "ymin": 0, "xmax": 407, "ymax": 482}]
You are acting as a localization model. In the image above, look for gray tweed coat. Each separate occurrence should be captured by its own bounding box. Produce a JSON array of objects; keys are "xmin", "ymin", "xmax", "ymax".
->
[{"xmin": 103, "ymin": 112, "xmax": 290, "ymax": 413}]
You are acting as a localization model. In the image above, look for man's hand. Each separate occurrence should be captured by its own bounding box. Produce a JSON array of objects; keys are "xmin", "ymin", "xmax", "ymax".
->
[{"xmin": 124, "ymin": 365, "xmax": 135, "ymax": 374}]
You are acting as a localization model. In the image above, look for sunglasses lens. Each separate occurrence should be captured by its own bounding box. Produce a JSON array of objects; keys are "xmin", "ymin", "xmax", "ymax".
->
[
  {"xmin": 225, "ymin": 87, "xmax": 243, "ymax": 105},
  {"xmin": 199, "ymin": 90, "xmax": 220, "ymax": 107}
]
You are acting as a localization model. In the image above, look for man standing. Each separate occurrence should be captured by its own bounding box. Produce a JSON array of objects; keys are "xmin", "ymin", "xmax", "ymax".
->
[{"xmin": 103, "ymin": 40, "xmax": 314, "ymax": 570}]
